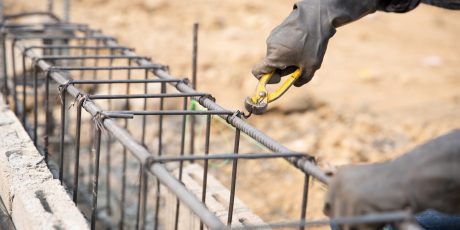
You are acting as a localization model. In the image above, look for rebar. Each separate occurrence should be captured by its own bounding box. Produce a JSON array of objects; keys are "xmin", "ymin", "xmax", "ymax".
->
[
  {"xmin": 0, "ymin": 11, "xmax": 414, "ymax": 230},
  {"xmin": 47, "ymin": 0, "xmax": 54, "ymax": 13},
  {"xmin": 63, "ymin": 0, "xmax": 70, "ymax": 22},
  {"xmin": 0, "ymin": 0, "xmax": 3, "ymax": 22}
]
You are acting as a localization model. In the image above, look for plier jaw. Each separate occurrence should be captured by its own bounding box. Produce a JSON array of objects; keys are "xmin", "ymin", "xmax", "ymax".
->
[
  {"xmin": 244, "ymin": 94, "xmax": 268, "ymax": 115},
  {"xmin": 245, "ymin": 68, "xmax": 302, "ymax": 115}
]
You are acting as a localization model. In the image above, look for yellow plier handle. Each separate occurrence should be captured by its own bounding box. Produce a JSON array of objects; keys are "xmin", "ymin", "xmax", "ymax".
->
[{"xmin": 245, "ymin": 68, "xmax": 302, "ymax": 115}]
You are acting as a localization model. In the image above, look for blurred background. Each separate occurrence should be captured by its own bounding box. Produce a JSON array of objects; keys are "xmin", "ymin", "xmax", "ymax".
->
[{"xmin": 5, "ymin": 0, "xmax": 460, "ymax": 222}]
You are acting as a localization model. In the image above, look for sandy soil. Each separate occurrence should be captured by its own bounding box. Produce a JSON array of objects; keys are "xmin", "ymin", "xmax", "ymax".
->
[{"xmin": 5, "ymin": 0, "xmax": 460, "ymax": 225}]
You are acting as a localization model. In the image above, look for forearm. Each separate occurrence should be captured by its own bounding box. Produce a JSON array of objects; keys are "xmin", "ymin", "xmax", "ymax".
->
[
  {"xmin": 422, "ymin": 0, "xmax": 460, "ymax": 10},
  {"xmin": 294, "ymin": 0, "xmax": 421, "ymax": 29}
]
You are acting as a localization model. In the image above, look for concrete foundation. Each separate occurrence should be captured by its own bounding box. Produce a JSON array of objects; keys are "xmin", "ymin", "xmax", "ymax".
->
[{"xmin": 0, "ymin": 98, "xmax": 88, "ymax": 230}]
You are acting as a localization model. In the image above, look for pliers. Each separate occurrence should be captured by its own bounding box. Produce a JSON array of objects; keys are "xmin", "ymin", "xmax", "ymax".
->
[{"xmin": 245, "ymin": 68, "xmax": 302, "ymax": 115}]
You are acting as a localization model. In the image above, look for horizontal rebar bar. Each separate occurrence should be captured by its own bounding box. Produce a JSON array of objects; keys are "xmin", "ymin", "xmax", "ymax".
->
[
  {"xmin": 89, "ymin": 93, "xmax": 206, "ymax": 100},
  {"xmin": 232, "ymin": 211, "xmax": 414, "ymax": 229},
  {"xmin": 40, "ymin": 55, "xmax": 148, "ymax": 60},
  {"xmin": 11, "ymin": 35, "xmax": 114, "ymax": 40},
  {"xmin": 49, "ymin": 65, "xmax": 165, "ymax": 71},
  {"xmin": 3, "ymin": 27, "xmax": 80, "ymax": 34},
  {"xmin": 23, "ymin": 45, "xmax": 133, "ymax": 52},
  {"xmin": 1, "ymin": 24, "xmax": 93, "ymax": 34},
  {"xmin": 150, "ymin": 152, "xmax": 309, "ymax": 163},
  {"xmin": 2, "ymin": 11, "xmax": 59, "ymax": 22},
  {"xmin": 105, "ymin": 110, "xmax": 235, "ymax": 116},
  {"xmin": 70, "ymin": 79, "xmax": 182, "ymax": 84},
  {"xmin": 1, "ymin": 22, "xmax": 88, "ymax": 29}
]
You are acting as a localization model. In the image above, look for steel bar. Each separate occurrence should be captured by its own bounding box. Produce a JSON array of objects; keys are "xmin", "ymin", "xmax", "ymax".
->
[
  {"xmin": 44, "ymin": 72, "xmax": 50, "ymax": 164},
  {"xmin": 0, "ymin": 22, "xmax": 88, "ymax": 33},
  {"xmin": 69, "ymin": 78, "xmax": 181, "ymax": 84},
  {"xmin": 10, "ymin": 34, "xmax": 18, "ymax": 114},
  {"xmin": 102, "ymin": 113, "xmax": 134, "ymax": 119},
  {"xmin": 63, "ymin": 0, "xmax": 70, "ymax": 22},
  {"xmin": 141, "ymin": 70, "xmax": 148, "ymax": 145},
  {"xmin": 300, "ymin": 175, "xmax": 310, "ymax": 230},
  {"xmin": 189, "ymin": 23, "xmax": 199, "ymax": 165},
  {"xmin": 120, "ymin": 59, "xmax": 133, "ymax": 229},
  {"xmin": 154, "ymin": 82, "xmax": 166, "ymax": 230},
  {"xmin": 200, "ymin": 114, "xmax": 211, "ymax": 230},
  {"xmin": 174, "ymin": 97, "xmax": 189, "ymax": 230},
  {"xmin": 11, "ymin": 35, "xmax": 113, "ymax": 41},
  {"xmin": 92, "ymin": 40, "xmax": 100, "ymax": 80},
  {"xmin": 89, "ymin": 93, "xmax": 207, "ymax": 100},
  {"xmin": 232, "ymin": 211, "xmax": 414, "ymax": 229},
  {"xmin": 2, "ymin": 12, "xmax": 60, "ymax": 22},
  {"xmin": 47, "ymin": 0, "xmax": 54, "ymax": 13},
  {"xmin": 39, "ymin": 55, "xmax": 148, "ymax": 61},
  {"xmin": 79, "ymin": 39, "xmax": 86, "ymax": 85},
  {"xmin": 149, "ymin": 152, "xmax": 307, "ymax": 163},
  {"xmin": 1, "ymin": 32, "xmax": 7, "ymax": 103},
  {"xmin": 21, "ymin": 51, "xmax": 26, "ymax": 125},
  {"xmin": 120, "ymin": 118, "xmax": 128, "ymax": 230},
  {"xmin": 0, "ymin": 0, "xmax": 3, "ymax": 22},
  {"xmin": 228, "ymin": 123, "xmax": 241, "ymax": 226},
  {"xmin": 119, "ymin": 121, "xmax": 128, "ymax": 229},
  {"xmin": 136, "ymin": 165, "xmax": 142, "ymax": 230},
  {"xmin": 105, "ymin": 110, "xmax": 233, "ymax": 116},
  {"xmin": 17, "ymin": 24, "xmax": 226, "ymax": 230},
  {"xmin": 137, "ymin": 166, "xmax": 148, "ymax": 230},
  {"xmin": 22, "ymin": 45, "xmax": 133, "ymax": 51},
  {"xmin": 73, "ymin": 98, "xmax": 84, "ymax": 203},
  {"xmin": 4, "ymin": 26, "xmax": 88, "ymax": 34},
  {"xmin": 59, "ymin": 85, "xmax": 66, "ymax": 183},
  {"xmin": 99, "ymin": 37, "xmax": 330, "ymax": 184},
  {"xmin": 105, "ymin": 54, "xmax": 114, "ymax": 216},
  {"xmin": 192, "ymin": 23, "xmax": 199, "ymax": 90},
  {"xmin": 91, "ymin": 126, "xmax": 102, "ymax": 230},
  {"xmin": 32, "ymin": 65, "xmax": 38, "ymax": 145},
  {"xmin": 1, "ymin": 22, "xmax": 87, "ymax": 29},
  {"xmin": 49, "ymin": 65, "xmax": 164, "ymax": 71}
]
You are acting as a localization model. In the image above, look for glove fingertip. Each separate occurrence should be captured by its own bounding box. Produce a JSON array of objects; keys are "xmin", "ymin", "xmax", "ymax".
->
[
  {"xmin": 292, "ymin": 68, "xmax": 314, "ymax": 87},
  {"xmin": 252, "ymin": 61, "xmax": 276, "ymax": 79}
]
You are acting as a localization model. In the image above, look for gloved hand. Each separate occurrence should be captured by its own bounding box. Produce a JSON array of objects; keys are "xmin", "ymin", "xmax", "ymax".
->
[
  {"xmin": 324, "ymin": 129, "xmax": 460, "ymax": 229},
  {"xmin": 252, "ymin": 0, "xmax": 421, "ymax": 87}
]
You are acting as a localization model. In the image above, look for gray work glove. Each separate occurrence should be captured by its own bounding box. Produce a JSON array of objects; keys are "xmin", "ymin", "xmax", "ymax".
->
[
  {"xmin": 324, "ymin": 129, "xmax": 460, "ymax": 229},
  {"xmin": 422, "ymin": 0, "xmax": 460, "ymax": 9},
  {"xmin": 252, "ymin": 0, "xmax": 420, "ymax": 86}
]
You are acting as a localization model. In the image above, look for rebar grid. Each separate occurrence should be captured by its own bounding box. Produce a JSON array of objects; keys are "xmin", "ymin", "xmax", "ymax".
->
[{"xmin": 0, "ymin": 8, "xmax": 415, "ymax": 230}]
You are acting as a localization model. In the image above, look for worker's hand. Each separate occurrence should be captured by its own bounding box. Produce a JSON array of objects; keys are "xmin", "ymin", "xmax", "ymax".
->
[
  {"xmin": 252, "ymin": 0, "xmax": 422, "ymax": 87},
  {"xmin": 324, "ymin": 129, "xmax": 460, "ymax": 229},
  {"xmin": 324, "ymin": 163, "xmax": 411, "ymax": 229},
  {"xmin": 252, "ymin": 0, "xmax": 335, "ymax": 87}
]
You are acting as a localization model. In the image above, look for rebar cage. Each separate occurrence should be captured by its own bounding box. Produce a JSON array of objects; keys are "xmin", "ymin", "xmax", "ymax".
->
[{"xmin": 0, "ymin": 2, "xmax": 414, "ymax": 230}]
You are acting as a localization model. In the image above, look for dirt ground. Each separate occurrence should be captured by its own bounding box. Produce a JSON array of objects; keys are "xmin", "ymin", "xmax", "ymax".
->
[{"xmin": 5, "ymin": 0, "xmax": 460, "ymax": 226}]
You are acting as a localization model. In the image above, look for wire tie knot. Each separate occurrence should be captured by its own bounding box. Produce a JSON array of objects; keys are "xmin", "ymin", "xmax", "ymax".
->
[{"xmin": 93, "ymin": 111, "xmax": 108, "ymax": 132}]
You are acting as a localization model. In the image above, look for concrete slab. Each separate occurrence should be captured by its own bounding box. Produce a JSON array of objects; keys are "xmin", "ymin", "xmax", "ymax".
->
[{"xmin": 0, "ymin": 98, "xmax": 89, "ymax": 230}]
